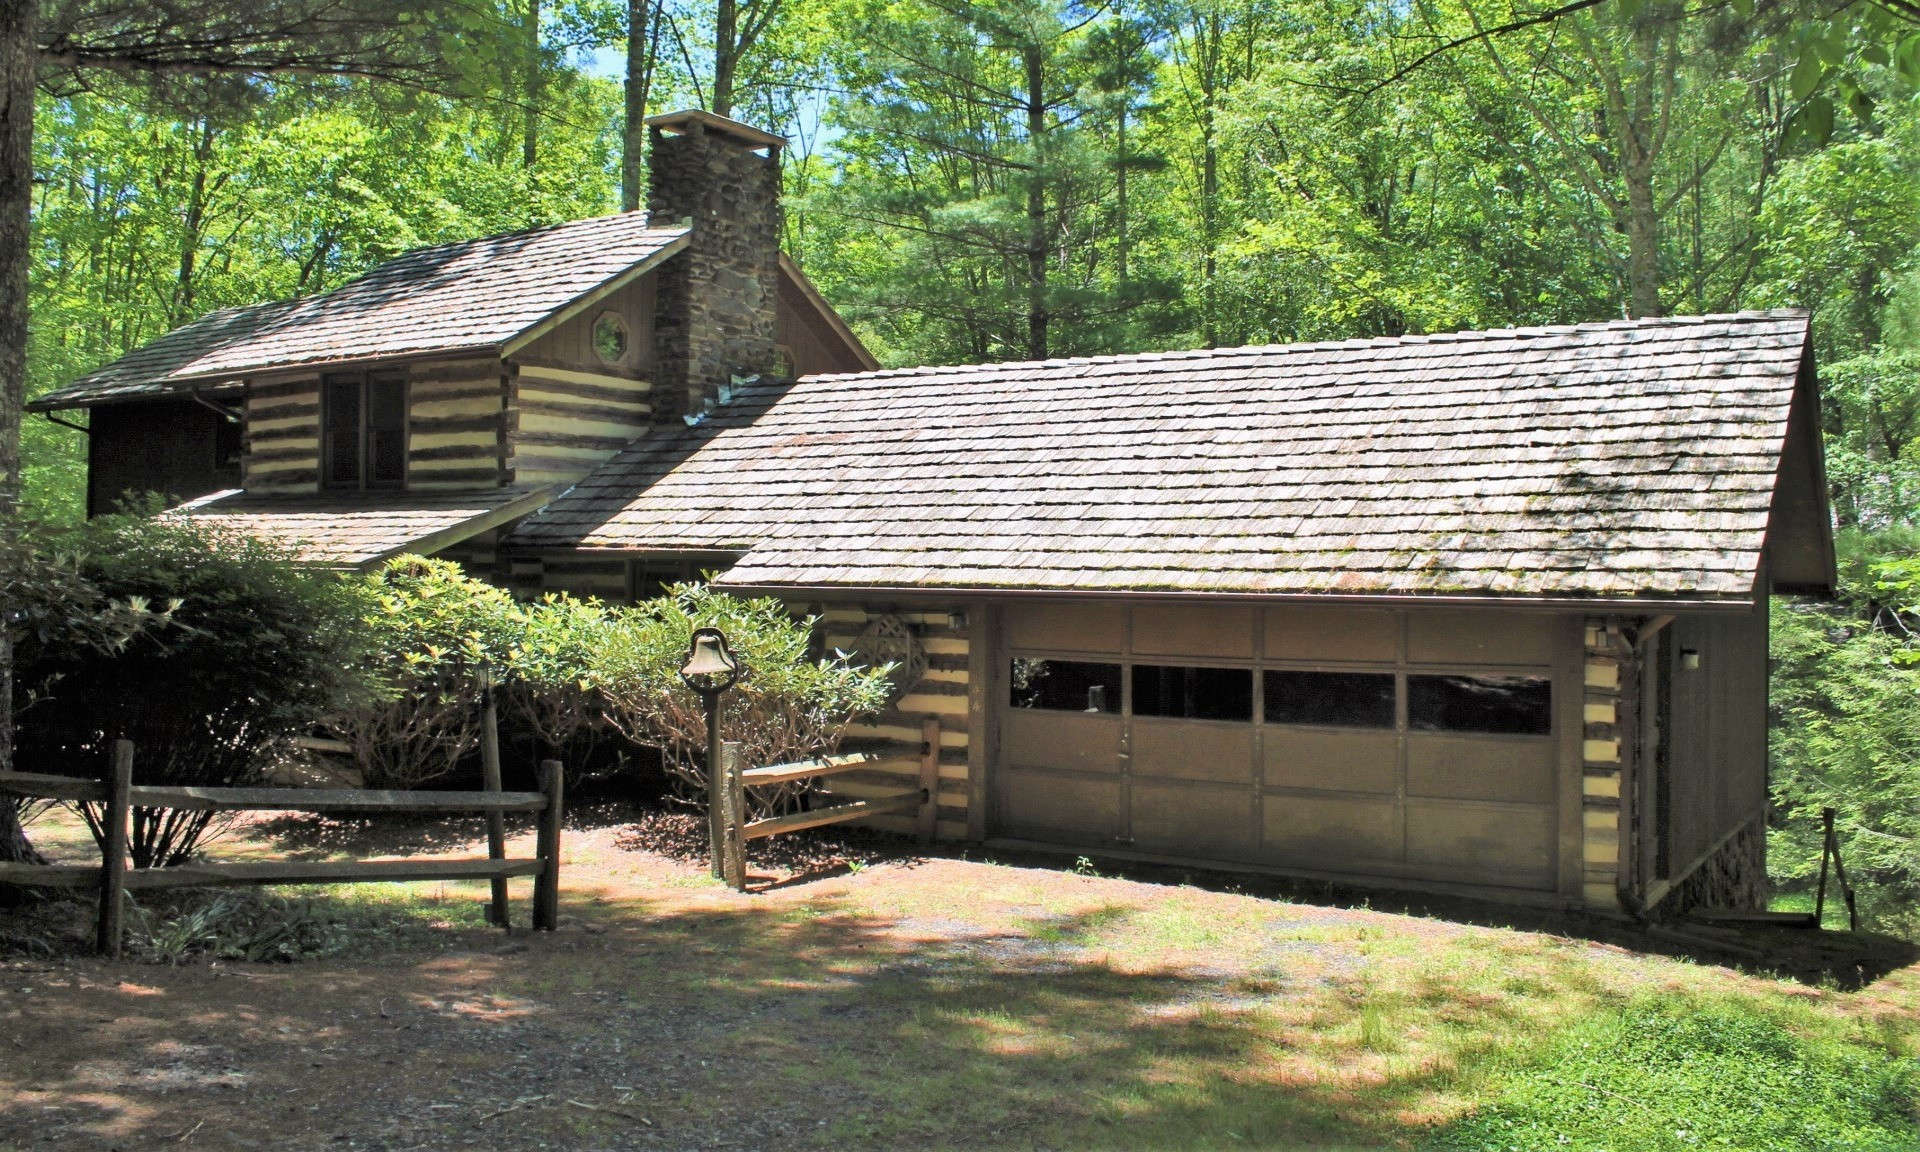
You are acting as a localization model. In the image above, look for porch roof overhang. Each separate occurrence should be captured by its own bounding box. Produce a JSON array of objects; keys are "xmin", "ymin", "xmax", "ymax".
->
[{"xmin": 168, "ymin": 486, "xmax": 559, "ymax": 569}]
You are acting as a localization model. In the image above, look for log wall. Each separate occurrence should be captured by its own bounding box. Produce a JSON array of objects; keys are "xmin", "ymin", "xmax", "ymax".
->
[
  {"xmin": 1581, "ymin": 618, "xmax": 1632, "ymax": 912},
  {"xmin": 410, "ymin": 358, "xmax": 507, "ymax": 490},
  {"xmin": 243, "ymin": 371, "xmax": 324, "ymax": 492},
  {"xmin": 808, "ymin": 603, "xmax": 977, "ymax": 843},
  {"xmin": 242, "ymin": 357, "xmax": 508, "ymax": 493},
  {"xmin": 505, "ymin": 364, "xmax": 652, "ymax": 489}
]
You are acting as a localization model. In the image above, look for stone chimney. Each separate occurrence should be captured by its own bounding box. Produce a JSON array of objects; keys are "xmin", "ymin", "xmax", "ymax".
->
[{"xmin": 645, "ymin": 109, "xmax": 784, "ymax": 425}]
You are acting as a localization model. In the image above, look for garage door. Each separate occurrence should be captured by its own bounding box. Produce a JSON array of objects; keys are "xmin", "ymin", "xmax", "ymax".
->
[{"xmin": 994, "ymin": 603, "xmax": 1563, "ymax": 891}]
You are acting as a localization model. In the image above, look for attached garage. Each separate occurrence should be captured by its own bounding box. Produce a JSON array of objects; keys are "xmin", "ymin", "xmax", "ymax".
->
[
  {"xmin": 995, "ymin": 602, "xmax": 1572, "ymax": 893},
  {"xmin": 506, "ymin": 309, "xmax": 1836, "ymax": 916}
]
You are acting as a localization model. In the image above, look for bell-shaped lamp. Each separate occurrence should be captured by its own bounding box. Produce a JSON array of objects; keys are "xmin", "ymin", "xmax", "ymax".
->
[{"xmin": 679, "ymin": 627, "xmax": 740, "ymax": 695}]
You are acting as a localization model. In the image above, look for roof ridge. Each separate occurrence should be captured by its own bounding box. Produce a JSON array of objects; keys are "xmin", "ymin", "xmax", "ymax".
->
[
  {"xmin": 370, "ymin": 209, "xmax": 677, "ymax": 263},
  {"xmin": 798, "ymin": 309, "xmax": 1811, "ymax": 385}
]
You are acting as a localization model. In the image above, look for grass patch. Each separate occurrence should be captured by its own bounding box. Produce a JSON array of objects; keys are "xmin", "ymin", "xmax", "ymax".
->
[
  {"xmin": 1424, "ymin": 999, "xmax": 1920, "ymax": 1151},
  {"xmin": 126, "ymin": 881, "xmax": 499, "ymax": 964}
]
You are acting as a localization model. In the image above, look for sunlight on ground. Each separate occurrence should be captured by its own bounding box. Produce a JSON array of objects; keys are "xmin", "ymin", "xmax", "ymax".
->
[{"xmin": 4, "ymin": 806, "xmax": 1918, "ymax": 1150}]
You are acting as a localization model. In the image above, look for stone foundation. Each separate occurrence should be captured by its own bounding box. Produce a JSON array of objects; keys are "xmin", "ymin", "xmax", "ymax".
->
[{"xmin": 1651, "ymin": 815, "xmax": 1768, "ymax": 920}]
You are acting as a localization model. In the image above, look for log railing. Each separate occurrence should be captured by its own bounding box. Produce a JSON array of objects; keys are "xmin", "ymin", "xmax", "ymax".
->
[
  {"xmin": 0, "ymin": 740, "xmax": 565, "ymax": 957},
  {"xmin": 709, "ymin": 716, "xmax": 940, "ymax": 890}
]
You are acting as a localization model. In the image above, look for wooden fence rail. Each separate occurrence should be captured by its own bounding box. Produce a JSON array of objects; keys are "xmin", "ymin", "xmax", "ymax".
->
[
  {"xmin": 0, "ymin": 740, "xmax": 565, "ymax": 957},
  {"xmin": 709, "ymin": 717, "xmax": 940, "ymax": 891}
]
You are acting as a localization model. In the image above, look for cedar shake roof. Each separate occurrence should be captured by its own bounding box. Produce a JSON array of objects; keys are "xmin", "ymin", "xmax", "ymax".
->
[
  {"xmin": 30, "ymin": 213, "xmax": 690, "ymax": 410},
  {"xmin": 26, "ymin": 300, "xmax": 298, "ymax": 408},
  {"xmin": 170, "ymin": 487, "xmax": 557, "ymax": 569},
  {"xmin": 507, "ymin": 311, "xmax": 1828, "ymax": 603}
]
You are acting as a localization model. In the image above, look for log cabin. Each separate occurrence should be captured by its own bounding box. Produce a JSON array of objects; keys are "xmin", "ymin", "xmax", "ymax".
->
[{"xmin": 28, "ymin": 109, "xmax": 1836, "ymax": 919}]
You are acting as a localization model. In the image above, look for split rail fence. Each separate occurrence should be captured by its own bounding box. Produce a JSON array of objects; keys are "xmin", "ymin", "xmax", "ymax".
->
[
  {"xmin": 0, "ymin": 740, "xmax": 565, "ymax": 957},
  {"xmin": 708, "ymin": 717, "xmax": 941, "ymax": 890}
]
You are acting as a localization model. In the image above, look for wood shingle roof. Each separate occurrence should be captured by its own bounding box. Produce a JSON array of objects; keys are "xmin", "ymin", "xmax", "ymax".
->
[
  {"xmin": 30, "ymin": 213, "xmax": 689, "ymax": 409},
  {"xmin": 507, "ymin": 311, "xmax": 1820, "ymax": 603},
  {"xmin": 171, "ymin": 487, "xmax": 558, "ymax": 569}
]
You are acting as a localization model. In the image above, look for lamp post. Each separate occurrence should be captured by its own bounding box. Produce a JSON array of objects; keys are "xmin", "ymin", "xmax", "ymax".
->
[{"xmin": 678, "ymin": 627, "xmax": 740, "ymax": 881}]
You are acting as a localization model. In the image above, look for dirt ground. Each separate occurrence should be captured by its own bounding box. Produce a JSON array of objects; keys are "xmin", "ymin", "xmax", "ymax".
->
[{"xmin": 2, "ymin": 805, "xmax": 1916, "ymax": 1152}]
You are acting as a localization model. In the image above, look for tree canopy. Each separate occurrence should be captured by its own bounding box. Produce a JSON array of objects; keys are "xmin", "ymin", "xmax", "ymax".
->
[{"xmin": 4, "ymin": 0, "xmax": 1920, "ymax": 918}]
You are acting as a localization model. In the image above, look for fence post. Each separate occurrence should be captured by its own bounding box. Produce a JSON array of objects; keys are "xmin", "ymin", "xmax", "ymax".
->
[
  {"xmin": 534, "ymin": 759, "xmax": 564, "ymax": 931},
  {"xmin": 721, "ymin": 741, "xmax": 746, "ymax": 891},
  {"xmin": 705, "ymin": 698, "xmax": 725, "ymax": 881},
  {"xmin": 478, "ymin": 673, "xmax": 510, "ymax": 928},
  {"xmin": 95, "ymin": 740, "xmax": 133, "ymax": 958},
  {"xmin": 918, "ymin": 717, "xmax": 940, "ymax": 845}
]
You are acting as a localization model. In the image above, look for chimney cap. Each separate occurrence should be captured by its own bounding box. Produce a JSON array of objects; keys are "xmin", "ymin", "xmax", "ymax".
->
[{"xmin": 644, "ymin": 108, "xmax": 785, "ymax": 151}]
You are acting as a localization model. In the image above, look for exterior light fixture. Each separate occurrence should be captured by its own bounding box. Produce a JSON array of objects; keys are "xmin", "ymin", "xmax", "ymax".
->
[
  {"xmin": 679, "ymin": 627, "xmax": 741, "ymax": 879},
  {"xmin": 1680, "ymin": 648, "xmax": 1702, "ymax": 671},
  {"xmin": 679, "ymin": 627, "xmax": 741, "ymax": 695}
]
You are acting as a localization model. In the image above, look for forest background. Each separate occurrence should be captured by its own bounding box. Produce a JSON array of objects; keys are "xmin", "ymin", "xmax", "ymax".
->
[{"xmin": 13, "ymin": 0, "xmax": 1920, "ymax": 925}]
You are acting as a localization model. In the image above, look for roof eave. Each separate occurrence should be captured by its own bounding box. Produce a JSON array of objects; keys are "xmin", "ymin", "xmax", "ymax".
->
[
  {"xmin": 164, "ymin": 342, "xmax": 507, "ymax": 386},
  {"xmin": 347, "ymin": 484, "xmax": 564, "ymax": 571},
  {"xmin": 26, "ymin": 379, "xmax": 247, "ymax": 413},
  {"xmin": 708, "ymin": 580, "xmax": 1759, "ymax": 615}
]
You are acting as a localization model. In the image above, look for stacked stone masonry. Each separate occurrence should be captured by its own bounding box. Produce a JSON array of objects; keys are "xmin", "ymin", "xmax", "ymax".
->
[
  {"xmin": 1650, "ymin": 815, "xmax": 1768, "ymax": 919},
  {"xmin": 647, "ymin": 123, "xmax": 783, "ymax": 426}
]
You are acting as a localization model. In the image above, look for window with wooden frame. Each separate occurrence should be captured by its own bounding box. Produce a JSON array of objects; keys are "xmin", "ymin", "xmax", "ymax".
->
[{"xmin": 322, "ymin": 370, "xmax": 408, "ymax": 490}]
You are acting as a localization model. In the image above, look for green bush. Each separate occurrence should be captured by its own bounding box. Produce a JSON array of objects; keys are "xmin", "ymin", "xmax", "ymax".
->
[
  {"xmin": 327, "ymin": 557, "xmax": 524, "ymax": 789},
  {"xmin": 13, "ymin": 507, "xmax": 380, "ymax": 867},
  {"xmin": 592, "ymin": 583, "xmax": 894, "ymax": 812},
  {"xmin": 1, "ymin": 512, "xmax": 169, "ymax": 863},
  {"xmin": 1426, "ymin": 1001, "xmax": 1919, "ymax": 1151},
  {"xmin": 499, "ymin": 591, "xmax": 615, "ymax": 762}
]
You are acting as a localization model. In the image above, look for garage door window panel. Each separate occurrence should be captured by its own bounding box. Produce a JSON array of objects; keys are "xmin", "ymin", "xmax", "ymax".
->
[
  {"xmin": 1263, "ymin": 669, "xmax": 1396, "ymax": 729},
  {"xmin": 1132, "ymin": 664, "xmax": 1253, "ymax": 722},
  {"xmin": 1010, "ymin": 658, "xmax": 1122, "ymax": 713},
  {"xmin": 1408, "ymin": 674, "xmax": 1552, "ymax": 735}
]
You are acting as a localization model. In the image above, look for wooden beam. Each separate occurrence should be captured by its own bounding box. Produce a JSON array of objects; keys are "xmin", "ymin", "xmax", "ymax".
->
[
  {"xmin": 0, "ymin": 771, "xmax": 106, "ymax": 803},
  {"xmin": 480, "ymin": 677, "xmax": 510, "ymax": 928},
  {"xmin": 96, "ymin": 742, "xmax": 132, "ymax": 957},
  {"xmin": 515, "ymin": 363, "xmax": 649, "ymax": 391},
  {"xmin": 738, "ymin": 751, "xmax": 882, "ymax": 787},
  {"xmin": 0, "ymin": 862, "xmax": 101, "ymax": 888},
  {"xmin": 124, "ymin": 784, "xmax": 549, "ymax": 814},
  {"xmin": 353, "ymin": 484, "xmax": 560, "ymax": 571},
  {"xmin": 534, "ymin": 759, "xmax": 564, "ymax": 930},
  {"xmin": 1689, "ymin": 909, "xmax": 1817, "ymax": 927},
  {"xmin": 120, "ymin": 857, "xmax": 544, "ymax": 890},
  {"xmin": 918, "ymin": 717, "xmax": 940, "ymax": 844},
  {"xmin": 741, "ymin": 790, "xmax": 923, "ymax": 840}
]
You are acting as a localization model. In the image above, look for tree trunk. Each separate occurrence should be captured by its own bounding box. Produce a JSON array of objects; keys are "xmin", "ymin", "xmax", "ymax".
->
[
  {"xmin": 620, "ymin": 0, "xmax": 656, "ymax": 211},
  {"xmin": 1622, "ymin": 152, "xmax": 1661, "ymax": 318},
  {"xmin": 170, "ymin": 119, "xmax": 216, "ymax": 326},
  {"xmin": 1115, "ymin": 103, "xmax": 1129, "ymax": 288},
  {"xmin": 1023, "ymin": 43, "xmax": 1047, "ymax": 361},
  {"xmin": 0, "ymin": 0, "xmax": 36, "ymax": 870},
  {"xmin": 713, "ymin": 0, "xmax": 737, "ymax": 118},
  {"xmin": 1201, "ymin": 103, "xmax": 1218, "ymax": 348},
  {"xmin": 522, "ymin": 0, "xmax": 541, "ymax": 170}
]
